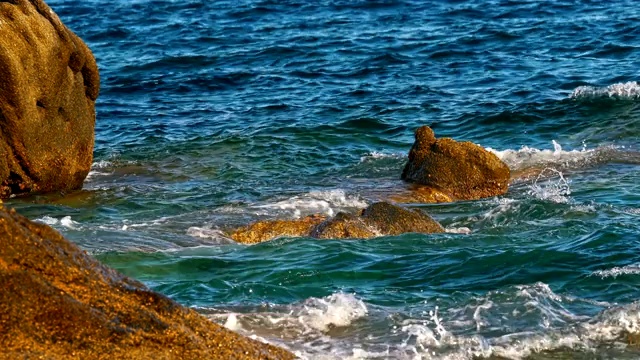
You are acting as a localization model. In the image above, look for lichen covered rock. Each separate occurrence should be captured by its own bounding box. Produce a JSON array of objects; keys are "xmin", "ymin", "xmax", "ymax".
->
[
  {"xmin": 0, "ymin": 206, "xmax": 294, "ymax": 360},
  {"xmin": 401, "ymin": 126, "xmax": 510, "ymax": 201},
  {"xmin": 0, "ymin": 0, "xmax": 100, "ymax": 198}
]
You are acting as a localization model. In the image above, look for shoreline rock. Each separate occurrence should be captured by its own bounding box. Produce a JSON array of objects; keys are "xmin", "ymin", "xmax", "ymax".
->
[
  {"xmin": 0, "ymin": 206, "xmax": 294, "ymax": 359},
  {"xmin": 401, "ymin": 126, "xmax": 510, "ymax": 201},
  {"xmin": 0, "ymin": 0, "xmax": 99, "ymax": 199}
]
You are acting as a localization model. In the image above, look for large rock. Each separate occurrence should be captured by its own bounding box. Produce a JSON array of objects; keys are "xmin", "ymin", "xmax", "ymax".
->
[
  {"xmin": 401, "ymin": 126, "xmax": 510, "ymax": 201},
  {"xmin": 230, "ymin": 202, "xmax": 444, "ymax": 244},
  {"xmin": 0, "ymin": 0, "xmax": 99, "ymax": 198},
  {"xmin": 0, "ymin": 206, "xmax": 294, "ymax": 359}
]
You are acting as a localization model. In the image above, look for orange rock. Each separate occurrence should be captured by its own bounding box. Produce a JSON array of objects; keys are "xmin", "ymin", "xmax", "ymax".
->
[
  {"xmin": 0, "ymin": 0, "xmax": 99, "ymax": 198},
  {"xmin": 230, "ymin": 202, "xmax": 444, "ymax": 243},
  {"xmin": 401, "ymin": 126, "xmax": 510, "ymax": 201},
  {"xmin": 229, "ymin": 214, "xmax": 326, "ymax": 244},
  {"xmin": 0, "ymin": 206, "xmax": 294, "ymax": 359}
]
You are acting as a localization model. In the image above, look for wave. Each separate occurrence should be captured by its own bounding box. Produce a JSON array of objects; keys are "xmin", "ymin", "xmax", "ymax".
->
[
  {"xmin": 487, "ymin": 141, "xmax": 628, "ymax": 175},
  {"xmin": 252, "ymin": 190, "xmax": 368, "ymax": 218},
  {"xmin": 591, "ymin": 264, "xmax": 640, "ymax": 279},
  {"xmin": 569, "ymin": 81, "xmax": 640, "ymax": 100},
  {"xmin": 202, "ymin": 284, "xmax": 640, "ymax": 359},
  {"xmin": 35, "ymin": 215, "xmax": 80, "ymax": 230},
  {"xmin": 358, "ymin": 151, "xmax": 405, "ymax": 163}
]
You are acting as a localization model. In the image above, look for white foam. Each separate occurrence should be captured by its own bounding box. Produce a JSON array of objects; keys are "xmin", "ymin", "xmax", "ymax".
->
[
  {"xmin": 487, "ymin": 141, "xmax": 599, "ymax": 173},
  {"xmin": 301, "ymin": 293, "xmax": 369, "ymax": 332},
  {"xmin": 445, "ymin": 227, "xmax": 472, "ymax": 234},
  {"xmin": 359, "ymin": 151, "xmax": 405, "ymax": 163},
  {"xmin": 591, "ymin": 264, "xmax": 640, "ymax": 279},
  {"xmin": 208, "ymin": 285, "xmax": 640, "ymax": 360},
  {"xmin": 254, "ymin": 190, "xmax": 368, "ymax": 218},
  {"xmin": 35, "ymin": 215, "xmax": 59, "ymax": 226},
  {"xmin": 570, "ymin": 81, "xmax": 640, "ymax": 99},
  {"xmin": 35, "ymin": 215, "xmax": 79, "ymax": 229},
  {"xmin": 527, "ymin": 169, "xmax": 572, "ymax": 204}
]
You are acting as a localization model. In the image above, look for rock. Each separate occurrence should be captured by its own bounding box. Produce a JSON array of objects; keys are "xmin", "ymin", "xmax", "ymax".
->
[
  {"xmin": 401, "ymin": 126, "xmax": 510, "ymax": 201},
  {"xmin": 0, "ymin": 0, "xmax": 100, "ymax": 198},
  {"xmin": 360, "ymin": 202, "xmax": 444, "ymax": 235},
  {"xmin": 229, "ymin": 214, "xmax": 326, "ymax": 244},
  {"xmin": 0, "ymin": 206, "xmax": 294, "ymax": 359},
  {"xmin": 387, "ymin": 184, "xmax": 454, "ymax": 204},
  {"xmin": 310, "ymin": 212, "xmax": 377, "ymax": 239},
  {"xmin": 230, "ymin": 202, "xmax": 444, "ymax": 243}
]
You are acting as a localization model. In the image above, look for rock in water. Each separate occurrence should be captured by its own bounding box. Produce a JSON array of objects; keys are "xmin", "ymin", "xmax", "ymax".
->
[
  {"xmin": 360, "ymin": 202, "xmax": 444, "ymax": 235},
  {"xmin": 229, "ymin": 214, "xmax": 326, "ymax": 244},
  {"xmin": 0, "ymin": 0, "xmax": 100, "ymax": 198},
  {"xmin": 0, "ymin": 207, "xmax": 294, "ymax": 360},
  {"xmin": 230, "ymin": 202, "xmax": 444, "ymax": 244},
  {"xmin": 401, "ymin": 126, "xmax": 510, "ymax": 201}
]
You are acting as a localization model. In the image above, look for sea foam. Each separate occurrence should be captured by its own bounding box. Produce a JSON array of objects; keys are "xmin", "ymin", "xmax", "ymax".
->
[
  {"xmin": 570, "ymin": 81, "xmax": 640, "ymax": 99},
  {"xmin": 253, "ymin": 190, "xmax": 368, "ymax": 218}
]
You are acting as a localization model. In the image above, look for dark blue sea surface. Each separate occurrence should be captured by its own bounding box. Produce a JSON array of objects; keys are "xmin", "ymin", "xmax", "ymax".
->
[{"xmin": 9, "ymin": 0, "xmax": 640, "ymax": 358}]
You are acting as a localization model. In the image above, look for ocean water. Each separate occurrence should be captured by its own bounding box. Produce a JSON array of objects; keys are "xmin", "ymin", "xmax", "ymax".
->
[{"xmin": 8, "ymin": 0, "xmax": 640, "ymax": 358}]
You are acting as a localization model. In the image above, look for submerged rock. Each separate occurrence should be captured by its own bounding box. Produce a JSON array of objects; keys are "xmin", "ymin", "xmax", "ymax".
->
[
  {"xmin": 401, "ymin": 126, "xmax": 510, "ymax": 201},
  {"xmin": 0, "ymin": 0, "xmax": 100, "ymax": 198},
  {"xmin": 230, "ymin": 202, "xmax": 444, "ymax": 244},
  {"xmin": 0, "ymin": 206, "xmax": 294, "ymax": 359}
]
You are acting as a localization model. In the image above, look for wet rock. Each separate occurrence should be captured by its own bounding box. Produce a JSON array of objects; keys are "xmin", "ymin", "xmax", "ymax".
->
[
  {"xmin": 230, "ymin": 202, "xmax": 444, "ymax": 243},
  {"xmin": 0, "ymin": 206, "xmax": 294, "ymax": 359},
  {"xmin": 387, "ymin": 184, "xmax": 454, "ymax": 204},
  {"xmin": 310, "ymin": 212, "xmax": 377, "ymax": 239},
  {"xmin": 0, "ymin": 0, "xmax": 100, "ymax": 198},
  {"xmin": 401, "ymin": 126, "xmax": 510, "ymax": 201},
  {"xmin": 229, "ymin": 214, "xmax": 326, "ymax": 244},
  {"xmin": 360, "ymin": 201, "xmax": 444, "ymax": 235}
]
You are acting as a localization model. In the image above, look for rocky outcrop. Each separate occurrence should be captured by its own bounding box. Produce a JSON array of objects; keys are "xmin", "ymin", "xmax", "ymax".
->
[
  {"xmin": 0, "ymin": 206, "xmax": 294, "ymax": 360},
  {"xmin": 0, "ymin": 0, "xmax": 100, "ymax": 198},
  {"xmin": 230, "ymin": 202, "xmax": 444, "ymax": 244},
  {"xmin": 401, "ymin": 126, "xmax": 510, "ymax": 201}
]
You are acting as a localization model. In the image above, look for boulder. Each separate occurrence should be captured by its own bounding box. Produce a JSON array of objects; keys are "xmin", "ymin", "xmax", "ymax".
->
[
  {"xmin": 401, "ymin": 126, "xmax": 510, "ymax": 201},
  {"xmin": 0, "ymin": 206, "xmax": 294, "ymax": 359},
  {"xmin": 230, "ymin": 202, "xmax": 444, "ymax": 244},
  {"xmin": 360, "ymin": 201, "xmax": 444, "ymax": 235},
  {"xmin": 0, "ymin": 0, "xmax": 100, "ymax": 198},
  {"xmin": 310, "ymin": 212, "xmax": 377, "ymax": 239},
  {"xmin": 229, "ymin": 214, "xmax": 326, "ymax": 244}
]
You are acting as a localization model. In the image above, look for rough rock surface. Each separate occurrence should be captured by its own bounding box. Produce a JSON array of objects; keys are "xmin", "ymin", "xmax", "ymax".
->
[
  {"xmin": 230, "ymin": 202, "xmax": 444, "ymax": 244},
  {"xmin": 401, "ymin": 126, "xmax": 510, "ymax": 201},
  {"xmin": 360, "ymin": 201, "xmax": 444, "ymax": 235},
  {"xmin": 0, "ymin": 0, "xmax": 100, "ymax": 198},
  {"xmin": 310, "ymin": 212, "xmax": 377, "ymax": 239},
  {"xmin": 0, "ymin": 206, "xmax": 294, "ymax": 360},
  {"xmin": 229, "ymin": 214, "xmax": 326, "ymax": 244}
]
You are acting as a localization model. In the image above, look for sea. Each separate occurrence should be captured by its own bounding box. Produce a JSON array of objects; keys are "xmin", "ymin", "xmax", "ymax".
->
[{"xmin": 9, "ymin": 0, "xmax": 640, "ymax": 358}]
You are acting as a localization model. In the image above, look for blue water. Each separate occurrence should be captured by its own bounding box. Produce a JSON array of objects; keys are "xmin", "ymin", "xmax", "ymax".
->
[{"xmin": 9, "ymin": 0, "xmax": 640, "ymax": 358}]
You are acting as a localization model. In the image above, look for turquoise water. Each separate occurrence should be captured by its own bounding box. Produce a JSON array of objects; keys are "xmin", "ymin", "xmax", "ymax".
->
[{"xmin": 8, "ymin": 0, "xmax": 640, "ymax": 358}]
